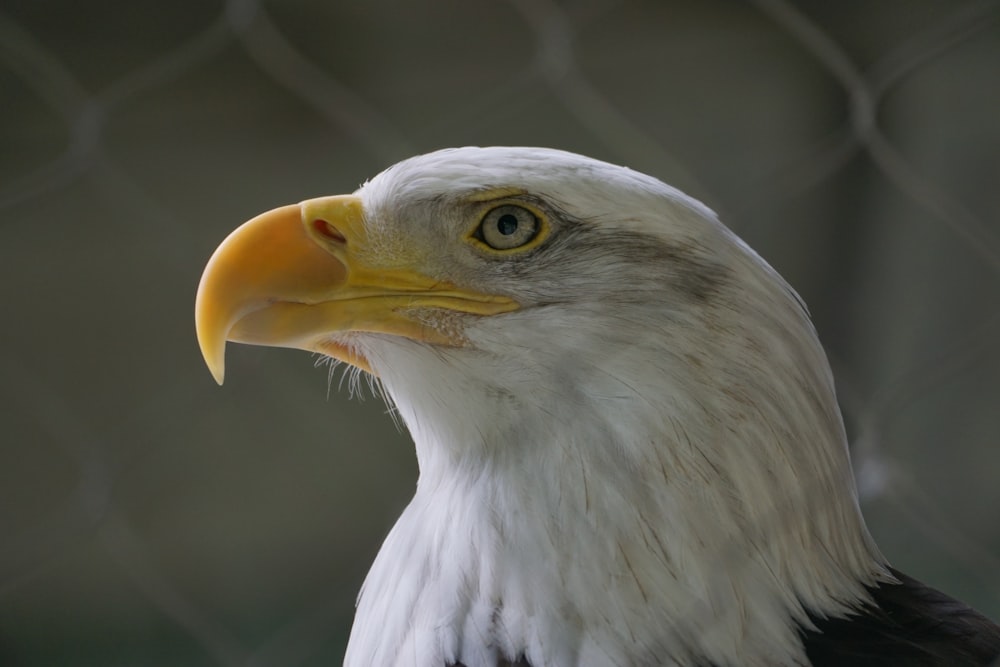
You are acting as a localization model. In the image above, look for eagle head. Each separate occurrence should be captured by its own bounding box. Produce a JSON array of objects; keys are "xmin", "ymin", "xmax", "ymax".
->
[{"xmin": 196, "ymin": 147, "xmax": 888, "ymax": 666}]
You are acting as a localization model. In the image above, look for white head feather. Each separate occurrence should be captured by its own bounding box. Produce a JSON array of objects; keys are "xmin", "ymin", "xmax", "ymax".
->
[{"xmin": 338, "ymin": 147, "xmax": 888, "ymax": 667}]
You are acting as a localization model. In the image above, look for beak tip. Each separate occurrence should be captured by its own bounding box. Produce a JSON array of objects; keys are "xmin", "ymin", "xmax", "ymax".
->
[
  {"xmin": 196, "ymin": 278, "xmax": 230, "ymax": 387},
  {"xmin": 202, "ymin": 344, "xmax": 227, "ymax": 386},
  {"xmin": 197, "ymin": 322, "xmax": 228, "ymax": 386}
]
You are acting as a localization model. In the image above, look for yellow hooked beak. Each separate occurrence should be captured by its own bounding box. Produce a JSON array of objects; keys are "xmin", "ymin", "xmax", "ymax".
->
[{"xmin": 195, "ymin": 195, "xmax": 518, "ymax": 384}]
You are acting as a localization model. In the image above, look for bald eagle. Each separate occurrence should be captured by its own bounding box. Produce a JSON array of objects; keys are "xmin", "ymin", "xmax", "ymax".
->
[{"xmin": 196, "ymin": 147, "xmax": 1000, "ymax": 666}]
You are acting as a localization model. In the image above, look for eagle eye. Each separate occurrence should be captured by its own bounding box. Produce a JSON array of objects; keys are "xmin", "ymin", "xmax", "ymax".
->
[{"xmin": 476, "ymin": 205, "xmax": 540, "ymax": 251}]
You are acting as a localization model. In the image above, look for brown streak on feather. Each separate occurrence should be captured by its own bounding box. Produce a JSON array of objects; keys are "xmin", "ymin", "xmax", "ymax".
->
[{"xmin": 618, "ymin": 540, "xmax": 650, "ymax": 605}]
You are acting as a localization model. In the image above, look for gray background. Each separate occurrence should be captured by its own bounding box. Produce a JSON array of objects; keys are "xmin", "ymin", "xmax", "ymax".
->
[{"xmin": 2, "ymin": 0, "xmax": 999, "ymax": 665}]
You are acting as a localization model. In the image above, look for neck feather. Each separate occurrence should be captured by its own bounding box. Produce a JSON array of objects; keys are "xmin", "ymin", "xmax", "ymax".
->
[{"xmin": 343, "ymin": 308, "xmax": 887, "ymax": 666}]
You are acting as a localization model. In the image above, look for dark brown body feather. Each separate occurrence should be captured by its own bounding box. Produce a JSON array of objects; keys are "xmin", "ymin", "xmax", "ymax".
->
[{"xmin": 801, "ymin": 568, "xmax": 1000, "ymax": 666}]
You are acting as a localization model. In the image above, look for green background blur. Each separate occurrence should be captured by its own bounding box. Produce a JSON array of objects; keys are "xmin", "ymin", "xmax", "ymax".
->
[{"xmin": 2, "ymin": 1, "xmax": 999, "ymax": 665}]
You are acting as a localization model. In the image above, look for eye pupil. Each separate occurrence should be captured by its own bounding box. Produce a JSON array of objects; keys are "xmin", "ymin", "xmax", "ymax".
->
[{"xmin": 497, "ymin": 214, "xmax": 519, "ymax": 235}]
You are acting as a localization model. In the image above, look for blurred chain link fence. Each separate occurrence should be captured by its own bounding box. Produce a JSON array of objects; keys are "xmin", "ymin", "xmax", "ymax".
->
[{"xmin": 1, "ymin": 0, "xmax": 999, "ymax": 665}]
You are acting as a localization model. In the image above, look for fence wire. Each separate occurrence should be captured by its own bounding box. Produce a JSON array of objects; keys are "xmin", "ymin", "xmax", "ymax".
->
[{"xmin": 1, "ymin": 1, "xmax": 998, "ymax": 665}]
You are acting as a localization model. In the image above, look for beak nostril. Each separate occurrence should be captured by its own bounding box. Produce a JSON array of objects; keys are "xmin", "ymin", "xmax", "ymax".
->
[{"xmin": 313, "ymin": 218, "xmax": 347, "ymax": 244}]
